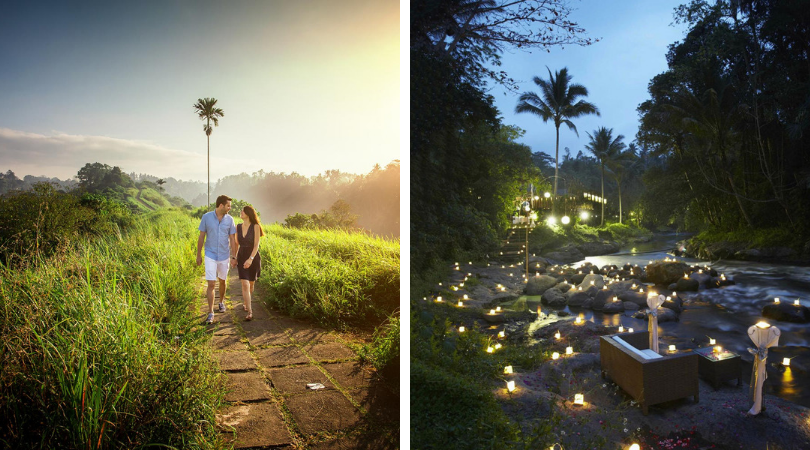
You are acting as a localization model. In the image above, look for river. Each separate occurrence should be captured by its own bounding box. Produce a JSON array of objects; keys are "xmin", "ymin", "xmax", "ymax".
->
[{"xmin": 559, "ymin": 232, "xmax": 810, "ymax": 407}]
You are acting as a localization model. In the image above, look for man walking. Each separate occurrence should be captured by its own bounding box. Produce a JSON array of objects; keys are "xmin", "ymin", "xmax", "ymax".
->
[{"xmin": 197, "ymin": 195, "xmax": 237, "ymax": 324}]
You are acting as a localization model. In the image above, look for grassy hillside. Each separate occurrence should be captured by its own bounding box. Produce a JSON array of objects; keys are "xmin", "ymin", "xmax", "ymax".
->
[
  {"xmin": 257, "ymin": 224, "xmax": 400, "ymax": 376},
  {"xmin": 0, "ymin": 210, "xmax": 224, "ymax": 448}
]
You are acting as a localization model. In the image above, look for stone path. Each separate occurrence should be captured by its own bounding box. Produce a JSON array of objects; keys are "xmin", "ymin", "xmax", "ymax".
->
[{"xmin": 199, "ymin": 275, "xmax": 399, "ymax": 449}]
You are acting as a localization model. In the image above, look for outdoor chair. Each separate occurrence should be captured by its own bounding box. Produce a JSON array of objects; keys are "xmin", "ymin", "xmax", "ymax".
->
[{"xmin": 600, "ymin": 331, "xmax": 699, "ymax": 415}]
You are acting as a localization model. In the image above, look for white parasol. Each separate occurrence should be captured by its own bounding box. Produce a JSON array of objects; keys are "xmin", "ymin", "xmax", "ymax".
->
[
  {"xmin": 647, "ymin": 294, "xmax": 666, "ymax": 353},
  {"xmin": 747, "ymin": 322, "xmax": 780, "ymax": 415}
]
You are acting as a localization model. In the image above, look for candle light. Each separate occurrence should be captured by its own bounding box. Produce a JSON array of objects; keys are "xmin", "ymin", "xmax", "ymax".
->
[
  {"xmin": 552, "ymin": 352, "xmax": 560, "ymax": 360},
  {"xmin": 575, "ymin": 317, "xmax": 583, "ymax": 324},
  {"xmin": 775, "ymin": 297, "xmax": 780, "ymax": 304},
  {"xmin": 566, "ymin": 346, "xmax": 573, "ymax": 355},
  {"xmin": 613, "ymin": 296, "xmax": 619, "ymax": 302},
  {"xmin": 783, "ymin": 358, "xmax": 791, "ymax": 366},
  {"xmin": 504, "ymin": 365, "xmax": 513, "ymax": 374},
  {"xmin": 506, "ymin": 380, "xmax": 515, "ymax": 392},
  {"xmin": 714, "ymin": 346, "xmax": 722, "ymax": 353},
  {"xmin": 795, "ymin": 299, "xmax": 801, "ymax": 306},
  {"xmin": 457, "ymin": 301, "xmax": 463, "ymax": 307},
  {"xmin": 489, "ymin": 309, "xmax": 495, "ymax": 315},
  {"xmin": 554, "ymin": 331, "xmax": 561, "ymax": 339},
  {"xmin": 574, "ymin": 393, "xmax": 584, "ymax": 405},
  {"xmin": 673, "ymin": 292, "xmax": 677, "ymax": 297},
  {"xmin": 684, "ymin": 274, "xmax": 689, "ymax": 279},
  {"xmin": 498, "ymin": 331, "xmax": 505, "ymax": 338},
  {"xmin": 590, "ymin": 281, "xmax": 595, "ymax": 285},
  {"xmin": 709, "ymin": 338, "xmax": 716, "ymax": 345},
  {"xmin": 639, "ymin": 289, "xmax": 644, "ymax": 294},
  {"xmin": 460, "ymin": 283, "xmax": 465, "ymax": 287},
  {"xmin": 628, "ymin": 328, "xmax": 634, "ymax": 333},
  {"xmin": 494, "ymin": 343, "xmax": 502, "ymax": 350},
  {"xmin": 578, "ymin": 286, "xmax": 582, "ymax": 291},
  {"xmin": 496, "ymin": 306, "xmax": 502, "ymax": 312},
  {"xmin": 756, "ymin": 321, "xmax": 770, "ymax": 328},
  {"xmin": 436, "ymin": 296, "xmax": 442, "ymax": 302},
  {"xmin": 459, "ymin": 326, "xmax": 466, "ymax": 333},
  {"xmin": 486, "ymin": 346, "xmax": 494, "ymax": 353},
  {"xmin": 463, "ymin": 294, "xmax": 468, "ymax": 300},
  {"xmin": 629, "ymin": 444, "xmax": 640, "ymax": 450},
  {"xmin": 619, "ymin": 326, "xmax": 625, "ymax": 332},
  {"xmin": 669, "ymin": 345, "xmax": 676, "ymax": 352}
]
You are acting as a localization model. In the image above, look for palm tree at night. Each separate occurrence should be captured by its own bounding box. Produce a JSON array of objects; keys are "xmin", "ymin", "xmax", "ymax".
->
[
  {"xmin": 193, "ymin": 98, "xmax": 224, "ymax": 209},
  {"xmin": 585, "ymin": 127, "xmax": 625, "ymax": 226},
  {"xmin": 515, "ymin": 67, "xmax": 599, "ymax": 213}
]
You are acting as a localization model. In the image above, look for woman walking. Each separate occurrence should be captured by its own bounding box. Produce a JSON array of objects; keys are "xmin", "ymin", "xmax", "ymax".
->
[{"xmin": 235, "ymin": 205, "xmax": 264, "ymax": 320}]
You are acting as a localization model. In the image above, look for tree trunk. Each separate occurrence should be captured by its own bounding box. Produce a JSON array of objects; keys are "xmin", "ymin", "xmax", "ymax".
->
[
  {"xmin": 727, "ymin": 174, "xmax": 753, "ymax": 227},
  {"xmin": 553, "ymin": 125, "xmax": 559, "ymax": 216},
  {"xmin": 207, "ymin": 117, "xmax": 211, "ymax": 210},
  {"xmin": 600, "ymin": 163, "xmax": 605, "ymax": 227},
  {"xmin": 617, "ymin": 182, "xmax": 622, "ymax": 225}
]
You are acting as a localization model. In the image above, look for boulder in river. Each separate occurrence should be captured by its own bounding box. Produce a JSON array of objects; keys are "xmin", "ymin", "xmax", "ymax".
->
[
  {"xmin": 646, "ymin": 260, "xmax": 690, "ymax": 285},
  {"xmin": 602, "ymin": 299, "xmax": 625, "ymax": 313},
  {"xmin": 592, "ymin": 289, "xmax": 617, "ymax": 310},
  {"xmin": 633, "ymin": 307, "xmax": 679, "ymax": 323},
  {"xmin": 525, "ymin": 275, "xmax": 558, "ymax": 295},
  {"xmin": 674, "ymin": 277, "xmax": 700, "ymax": 292},
  {"xmin": 762, "ymin": 303, "xmax": 810, "ymax": 323},
  {"xmin": 618, "ymin": 290, "xmax": 647, "ymax": 307},
  {"xmin": 543, "ymin": 245, "xmax": 585, "ymax": 264},
  {"xmin": 567, "ymin": 291, "xmax": 591, "ymax": 307},
  {"xmin": 578, "ymin": 273, "xmax": 606, "ymax": 290},
  {"xmin": 541, "ymin": 288, "xmax": 567, "ymax": 306},
  {"xmin": 577, "ymin": 241, "xmax": 621, "ymax": 256}
]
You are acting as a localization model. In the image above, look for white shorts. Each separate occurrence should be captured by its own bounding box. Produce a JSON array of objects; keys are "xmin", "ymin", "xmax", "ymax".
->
[{"xmin": 204, "ymin": 256, "xmax": 230, "ymax": 281}]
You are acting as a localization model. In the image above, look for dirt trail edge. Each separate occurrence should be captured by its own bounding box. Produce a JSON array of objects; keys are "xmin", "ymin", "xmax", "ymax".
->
[{"xmin": 199, "ymin": 274, "xmax": 399, "ymax": 449}]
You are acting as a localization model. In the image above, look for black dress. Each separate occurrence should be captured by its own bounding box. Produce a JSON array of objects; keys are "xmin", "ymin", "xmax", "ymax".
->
[{"xmin": 236, "ymin": 223, "xmax": 262, "ymax": 281}]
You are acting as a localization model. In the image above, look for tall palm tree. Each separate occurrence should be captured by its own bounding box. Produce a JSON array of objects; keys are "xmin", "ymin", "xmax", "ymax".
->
[
  {"xmin": 515, "ymin": 67, "xmax": 600, "ymax": 213},
  {"xmin": 606, "ymin": 145, "xmax": 639, "ymax": 224},
  {"xmin": 584, "ymin": 127, "xmax": 625, "ymax": 226},
  {"xmin": 193, "ymin": 98, "xmax": 224, "ymax": 209}
]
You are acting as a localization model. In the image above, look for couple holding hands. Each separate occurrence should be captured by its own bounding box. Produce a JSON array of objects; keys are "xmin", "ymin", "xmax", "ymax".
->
[{"xmin": 196, "ymin": 195, "xmax": 264, "ymax": 324}]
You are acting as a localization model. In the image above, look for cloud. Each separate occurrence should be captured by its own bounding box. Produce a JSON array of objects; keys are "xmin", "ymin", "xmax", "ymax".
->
[{"xmin": 0, "ymin": 128, "xmax": 245, "ymax": 181}]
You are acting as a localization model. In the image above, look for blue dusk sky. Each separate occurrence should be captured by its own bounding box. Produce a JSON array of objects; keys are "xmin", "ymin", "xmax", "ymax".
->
[
  {"xmin": 488, "ymin": 0, "xmax": 689, "ymax": 160},
  {"xmin": 0, "ymin": 1, "xmax": 399, "ymax": 181}
]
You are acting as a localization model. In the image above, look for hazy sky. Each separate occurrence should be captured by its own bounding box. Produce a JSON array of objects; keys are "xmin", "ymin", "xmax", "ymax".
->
[
  {"xmin": 0, "ymin": 1, "xmax": 399, "ymax": 182},
  {"xmin": 489, "ymin": 0, "xmax": 688, "ymax": 164}
]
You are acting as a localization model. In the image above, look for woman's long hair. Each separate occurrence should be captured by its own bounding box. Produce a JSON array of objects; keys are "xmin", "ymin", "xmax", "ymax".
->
[{"xmin": 242, "ymin": 205, "xmax": 265, "ymax": 236}]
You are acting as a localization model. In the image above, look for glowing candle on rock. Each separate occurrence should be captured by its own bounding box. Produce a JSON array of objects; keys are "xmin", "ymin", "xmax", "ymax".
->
[
  {"xmin": 795, "ymin": 299, "xmax": 801, "ymax": 306},
  {"xmin": 775, "ymin": 298, "xmax": 780, "ymax": 304},
  {"xmin": 619, "ymin": 326, "xmax": 624, "ymax": 332},
  {"xmin": 496, "ymin": 306, "xmax": 502, "ymax": 312},
  {"xmin": 506, "ymin": 380, "xmax": 515, "ymax": 392},
  {"xmin": 575, "ymin": 317, "xmax": 583, "ymax": 324},
  {"xmin": 552, "ymin": 352, "xmax": 560, "ymax": 360},
  {"xmin": 489, "ymin": 309, "xmax": 495, "ymax": 315},
  {"xmin": 463, "ymin": 294, "xmax": 468, "ymax": 300},
  {"xmin": 628, "ymin": 328, "xmax": 634, "ymax": 333},
  {"xmin": 714, "ymin": 346, "xmax": 722, "ymax": 353},
  {"xmin": 574, "ymin": 393, "xmax": 584, "ymax": 405},
  {"xmin": 459, "ymin": 326, "xmax": 465, "ymax": 333},
  {"xmin": 436, "ymin": 296, "xmax": 442, "ymax": 302},
  {"xmin": 457, "ymin": 301, "xmax": 463, "ymax": 307},
  {"xmin": 494, "ymin": 343, "xmax": 502, "ymax": 350},
  {"xmin": 669, "ymin": 345, "xmax": 676, "ymax": 352},
  {"xmin": 486, "ymin": 346, "xmax": 494, "ymax": 353},
  {"xmin": 783, "ymin": 358, "xmax": 791, "ymax": 366},
  {"xmin": 498, "ymin": 331, "xmax": 505, "ymax": 338},
  {"xmin": 566, "ymin": 346, "xmax": 573, "ymax": 355},
  {"xmin": 709, "ymin": 338, "xmax": 716, "ymax": 345},
  {"xmin": 504, "ymin": 365, "xmax": 513, "ymax": 374},
  {"xmin": 554, "ymin": 331, "xmax": 561, "ymax": 340}
]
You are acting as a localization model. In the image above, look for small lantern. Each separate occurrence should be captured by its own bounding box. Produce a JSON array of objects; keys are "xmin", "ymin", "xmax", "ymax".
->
[
  {"xmin": 459, "ymin": 326, "xmax": 465, "ymax": 333},
  {"xmin": 463, "ymin": 294, "xmax": 469, "ymax": 300},
  {"xmin": 590, "ymin": 281, "xmax": 595, "ymax": 285},
  {"xmin": 783, "ymin": 357, "xmax": 791, "ymax": 366},
  {"xmin": 566, "ymin": 346, "xmax": 573, "ymax": 355},
  {"xmin": 457, "ymin": 300, "xmax": 463, "ymax": 307},
  {"xmin": 494, "ymin": 343, "xmax": 502, "ymax": 350},
  {"xmin": 630, "ymin": 444, "xmax": 640, "ymax": 450},
  {"xmin": 639, "ymin": 289, "xmax": 644, "ymax": 294},
  {"xmin": 498, "ymin": 331, "xmax": 505, "ymax": 338},
  {"xmin": 672, "ymin": 292, "xmax": 677, "ymax": 297},
  {"xmin": 486, "ymin": 346, "xmax": 494, "ymax": 353},
  {"xmin": 554, "ymin": 331, "xmax": 561, "ymax": 340},
  {"xmin": 552, "ymin": 352, "xmax": 560, "ymax": 360},
  {"xmin": 756, "ymin": 321, "xmax": 771, "ymax": 329},
  {"xmin": 436, "ymin": 296, "xmax": 442, "ymax": 302},
  {"xmin": 489, "ymin": 309, "xmax": 496, "ymax": 315},
  {"xmin": 714, "ymin": 346, "xmax": 722, "ymax": 353},
  {"xmin": 506, "ymin": 380, "xmax": 515, "ymax": 392},
  {"xmin": 795, "ymin": 299, "xmax": 801, "ymax": 306},
  {"xmin": 669, "ymin": 345, "xmax": 676, "ymax": 352},
  {"xmin": 613, "ymin": 296, "xmax": 619, "ymax": 302},
  {"xmin": 574, "ymin": 393, "xmax": 584, "ymax": 405},
  {"xmin": 619, "ymin": 326, "xmax": 625, "ymax": 332},
  {"xmin": 575, "ymin": 317, "xmax": 583, "ymax": 324},
  {"xmin": 628, "ymin": 328, "xmax": 634, "ymax": 333},
  {"xmin": 774, "ymin": 298, "xmax": 780, "ymax": 304},
  {"xmin": 709, "ymin": 338, "xmax": 716, "ymax": 345},
  {"xmin": 504, "ymin": 365, "xmax": 513, "ymax": 374},
  {"xmin": 496, "ymin": 306, "xmax": 502, "ymax": 312}
]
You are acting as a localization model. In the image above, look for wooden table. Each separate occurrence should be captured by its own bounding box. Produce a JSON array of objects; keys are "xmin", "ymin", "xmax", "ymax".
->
[{"xmin": 693, "ymin": 347, "xmax": 742, "ymax": 389}]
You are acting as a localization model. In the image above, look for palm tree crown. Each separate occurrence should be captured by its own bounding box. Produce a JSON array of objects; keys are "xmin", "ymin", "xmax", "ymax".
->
[
  {"xmin": 193, "ymin": 98, "xmax": 224, "ymax": 209},
  {"xmin": 585, "ymin": 127, "xmax": 625, "ymax": 226},
  {"xmin": 515, "ymin": 67, "xmax": 599, "ymax": 208}
]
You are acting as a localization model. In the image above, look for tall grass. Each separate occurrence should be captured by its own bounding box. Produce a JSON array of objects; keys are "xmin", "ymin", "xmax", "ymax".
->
[
  {"xmin": 0, "ymin": 209, "xmax": 224, "ymax": 449},
  {"xmin": 258, "ymin": 224, "xmax": 399, "ymax": 329}
]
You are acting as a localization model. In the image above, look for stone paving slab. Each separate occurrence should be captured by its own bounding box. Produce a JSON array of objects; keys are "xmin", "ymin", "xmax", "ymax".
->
[
  {"xmin": 216, "ymin": 351, "xmax": 257, "ymax": 372},
  {"xmin": 255, "ymin": 346, "xmax": 310, "ymax": 367},
  {"xmin": 241, "ymin": 320, "xmax": 292, "ymax": 346},
  {"xmin": 213, "ymin": 334, "xmax": 247, "ymax": 351},
  {"xmin": 218, "ymin": 402, "xmax": 293, "ymax": 448},
  {"xmin": 322, "ymin": 362, "xmax": 374, "ymax": 389},
  {"xmin": 284, "ymin": 390, "xmax": 362, "ymax": 435},
  {"xmin": 348, "ymin": 384, "xmax": 399, "ymax": 419},
  {"xmin": 309, "ymin": 433, "xmax": 396, "ymax": 450},
  {"xmin": 268, "ymin": 317, "xmax": 311, "ymax": 333},
  {"xmin": 288, "ymin": 328, "xmax": 338, "ymax": 344},
  {"xmin": 267, "ymin": 365, "xmax": 335, "ymax": 395},
  {"xmin": 212, "ymin": 322, "xmax": 240, "ymax": 336},
  {"xmin": 224, "ymin": 371, "xmax": 272, "ymax": 402},
  {"xmin": 303, "ymin": 342, "xmax": 357, "ymax": 362}
]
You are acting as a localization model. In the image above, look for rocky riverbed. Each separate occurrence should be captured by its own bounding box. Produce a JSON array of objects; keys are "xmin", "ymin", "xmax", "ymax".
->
[{"xmin": 429, "ymin": 257, "xmax": 810, "ymax": 449}]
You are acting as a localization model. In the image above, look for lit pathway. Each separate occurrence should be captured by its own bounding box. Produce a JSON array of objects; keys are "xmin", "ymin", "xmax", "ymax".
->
[{"xmin": 200, "ymin": 274, "xmax": 399, "ymax": 449}]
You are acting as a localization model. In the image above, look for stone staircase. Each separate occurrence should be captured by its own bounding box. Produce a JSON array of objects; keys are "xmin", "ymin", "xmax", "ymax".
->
[{"xmin": 499, "ymin": 226, "xmax": 531, "ymax": 263}]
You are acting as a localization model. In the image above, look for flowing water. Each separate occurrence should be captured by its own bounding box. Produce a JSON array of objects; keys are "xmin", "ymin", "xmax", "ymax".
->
[{"xmin": 560, "ymin": 232, "xmax": 810, "ymax": 407}]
